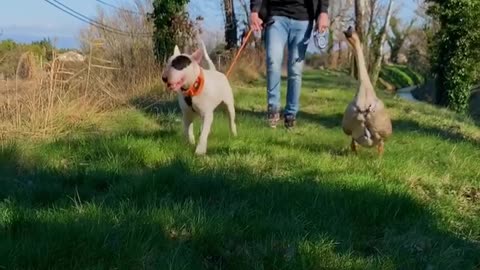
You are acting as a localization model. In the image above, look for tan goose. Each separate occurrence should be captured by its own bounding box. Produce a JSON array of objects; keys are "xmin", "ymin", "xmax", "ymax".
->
[{"xmin": 341, "ymin": 26, "xmax": 392, "ymax": 155}]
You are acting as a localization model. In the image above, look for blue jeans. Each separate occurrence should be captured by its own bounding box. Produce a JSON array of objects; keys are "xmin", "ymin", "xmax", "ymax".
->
[{"xmin": 265, "ymin": 16, "xmax": 313, "ymax": 116}]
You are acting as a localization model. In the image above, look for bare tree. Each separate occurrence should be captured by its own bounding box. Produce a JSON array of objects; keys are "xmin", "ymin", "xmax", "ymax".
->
[
  {"xmin": 223, "ymin": 0, "xmax": 238, "ymax": 49},
  {"xmin": 238, "ymin": 0, "xmax": 257, "ymax": 48},
  {"xmin": 354, "ymin": 0, "xmax": 367, "ymax": 43},
  {"xmin": 388, "ymin": 16, "xmax": 415, "ymax": 63},
  {"xmin": 327, "ymin": 0, "xmax": 354, "ymax": 69},
  {"xmin": 350, "ymin": 0, "xmax": 367, "ymax": 78},
  {"xmin": 370, "ymin": 0, "xmax": 394, "ymax": 86},
  {"xmin": 365, "ymin": 0, "xmax": 378, "ymax": 40}
]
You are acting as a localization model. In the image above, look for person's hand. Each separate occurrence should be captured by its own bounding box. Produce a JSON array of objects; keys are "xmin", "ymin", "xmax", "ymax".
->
[
  {"xmin": 250, "ymin": 12, "xmax": 263, "ymax": 32},
  {"xmin": 316, "ymin": 12, "xmax": 329, "ymax": 33}
]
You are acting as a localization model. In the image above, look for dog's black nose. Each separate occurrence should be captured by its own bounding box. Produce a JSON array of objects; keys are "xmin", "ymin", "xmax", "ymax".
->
[{"xmin": 162, "ymin": 76, "xmax": 168, "ymax": 83}]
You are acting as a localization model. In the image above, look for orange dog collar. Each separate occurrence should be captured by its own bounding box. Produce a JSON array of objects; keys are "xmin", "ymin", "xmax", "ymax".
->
[{"xmin": 183, "ymin": 69, "xmax": 205, "ymax": 97}]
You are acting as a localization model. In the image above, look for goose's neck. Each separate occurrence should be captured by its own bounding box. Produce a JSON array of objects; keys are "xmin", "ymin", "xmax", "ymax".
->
[{"xmin": 352, "ymin": 39, "xmax": 376, "ymax": 100}]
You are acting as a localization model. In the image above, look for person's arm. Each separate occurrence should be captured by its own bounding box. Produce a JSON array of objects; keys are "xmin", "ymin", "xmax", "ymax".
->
[
  {"xmin": 316, "ymin": 0, "xmax": 329, "ymax": 32},
  {"xmin": 250, "ymin": 0, "xmax": 264, "ymax": 31}
]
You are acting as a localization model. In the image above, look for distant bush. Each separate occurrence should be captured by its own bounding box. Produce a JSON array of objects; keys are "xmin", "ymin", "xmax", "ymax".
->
[
  {"xmin": 0, "ymin": 38, "xmax": 57, "ymax": 79},
  {"xmin": 0, "ymin": 39, "xmax": 18, "ymax": 53},
  {"xmin": 379, "ymin": 65, "xmax": 425, "ymax": 89}
]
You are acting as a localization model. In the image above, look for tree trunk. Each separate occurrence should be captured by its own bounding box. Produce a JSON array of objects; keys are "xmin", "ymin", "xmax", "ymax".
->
[
  {"xmin": 370, "ymin": 0, "xmax": 394, "ymax": 87},
  {"xmin": 388, "ymin": 18, "xmax": 415, "ymax": 63},
  {"xmin": 329, "ymin": 44, "xmax": 339, "ymax": 69},
  {"xmin": 365, "ymin": 0, "xmax": 377, "ymax": 67},
  {"xmin": 338, "ymin": 41, "xmax": 345, "ymax": 68},
  {"xmin": 349, "ymin": 49, "xmax": 356, "ymax": 77},
  {"xmin": 224, "ymin": 0, "xmax": 238, "ymax": 49},
  {"xmin": 327, "ymin": 19, "xmax": 337, "ymax": 69},
  {"xmin": 355, "ymin": 0, "xmax": 367, "ymax": 43},
  {"xmin": 390, "ymin": 45, "xmax": 401, "ymax": 63},
  {"xmin": 365, "ymin": 0, "xmax": 377, "ymax": 39},
  {"xmin": 351, "ymin": 0, "xmax": 367, "ymax": 79}
]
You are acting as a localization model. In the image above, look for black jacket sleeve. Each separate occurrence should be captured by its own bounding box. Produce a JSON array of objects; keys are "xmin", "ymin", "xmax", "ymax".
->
[
  {"xmin": 250, "ymin": 0, "xmax": 262, "ymax": 12},
  {"xmin": 318, "ymin": 0, "xmax": 329, "ymax": 15}
]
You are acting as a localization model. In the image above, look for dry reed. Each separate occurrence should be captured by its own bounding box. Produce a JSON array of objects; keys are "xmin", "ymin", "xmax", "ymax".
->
[
  {"xmin": 0, "ymin": 0, "xmax": 270, "ymax": 140},
  {"xmin": 0, "ymin": 0, "xmax": 164, "ymax": 140}
]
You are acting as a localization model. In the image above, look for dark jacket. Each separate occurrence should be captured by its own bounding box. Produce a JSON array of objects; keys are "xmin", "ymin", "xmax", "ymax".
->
[{"xmin": 250, "ymin": 0, "xmax": 329, "ymax": 21}]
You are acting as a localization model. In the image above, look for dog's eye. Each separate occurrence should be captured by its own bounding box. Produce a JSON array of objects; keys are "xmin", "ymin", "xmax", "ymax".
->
[{"xmin": 162, "ymin": 76, "xmax": 168, "ymax": 83}]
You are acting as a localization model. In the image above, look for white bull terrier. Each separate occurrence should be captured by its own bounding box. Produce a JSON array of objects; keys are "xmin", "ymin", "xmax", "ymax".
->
[{"xmin": 161, "ymin": 42, "xmax": 237, "ymax": 155}]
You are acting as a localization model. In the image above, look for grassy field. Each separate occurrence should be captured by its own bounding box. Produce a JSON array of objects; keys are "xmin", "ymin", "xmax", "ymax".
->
[{"xmin": 1, "ymin": 70, "xmax": 479, "ymax": 269}]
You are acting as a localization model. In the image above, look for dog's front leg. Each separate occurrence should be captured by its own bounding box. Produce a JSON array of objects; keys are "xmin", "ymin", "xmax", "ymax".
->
[
  {"xmin": 183, "ymin": 113, "xmax": 195, "ymax": 145},
  {"xmin": 195, "ymin": 112, "xmax": 214, "ymax": 155}
]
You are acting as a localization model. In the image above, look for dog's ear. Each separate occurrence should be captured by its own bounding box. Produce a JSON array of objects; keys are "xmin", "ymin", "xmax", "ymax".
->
[
  {"xmin": 173, "ymin": 45, "xmax": 181, "ymax": 57},
  {"xmin": 191, "ymin": 47, "xmax": 203, "ymax": 64}
]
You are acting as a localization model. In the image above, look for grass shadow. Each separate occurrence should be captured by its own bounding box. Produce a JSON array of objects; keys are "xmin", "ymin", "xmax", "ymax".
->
[
  {"xmin": 0, "ymin": 137, "xmax": 479, "ymax": 269},
  {"xmin": 394, "ymin": 119, "xmax": 480, "ymax": 146},
  {"xmin": 270, "ymin": 138, "xmax": 350, "ymax": 156},
  {"xmin": 236, "ymin": 107, "xmax": 344, "ymax": 130},
  {"xmin": 130, "ymin": 93, "xmax": 180, "ymax": 116}
]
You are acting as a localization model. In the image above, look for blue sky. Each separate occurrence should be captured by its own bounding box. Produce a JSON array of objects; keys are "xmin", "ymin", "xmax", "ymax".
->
[{"xmin": 0, "ymin": 0, "xmax": 417, "ymax": 49}]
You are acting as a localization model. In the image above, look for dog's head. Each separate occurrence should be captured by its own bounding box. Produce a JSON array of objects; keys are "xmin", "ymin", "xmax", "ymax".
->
[{"xmin": 162, "ymin": 45, "xmax": 203, "ymax": 92}]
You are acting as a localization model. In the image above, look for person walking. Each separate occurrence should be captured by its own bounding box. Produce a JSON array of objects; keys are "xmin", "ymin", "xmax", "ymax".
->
[{"xmin": 250, "ymin": 0, "xmax": 329, "ymax": 129}]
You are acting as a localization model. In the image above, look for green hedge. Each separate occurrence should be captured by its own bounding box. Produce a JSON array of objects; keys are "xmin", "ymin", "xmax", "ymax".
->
[{"xmin": 379, "ymin": 65, "xmax": 425, "ymax": 89}]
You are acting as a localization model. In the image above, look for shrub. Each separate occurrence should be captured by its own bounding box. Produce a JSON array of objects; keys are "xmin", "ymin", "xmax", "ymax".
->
[
  {"xmin": 0, "ymin": 39, "xmax": 18, "ymax": 54},
  {"xmin": 151, "ymin": 0, "xmax": 196, "ymax": 62},
  {"xmin": 379, "ymin": 65, "xmax": 424, "ymax": 89},
  {"xmin": 427, "ymin": 0, "xmax": 480, "ymax": 113},
  {"xmin": 0, "ymin": 39, "xmax": 53, "ymax": 79},
  {"xmin": 79, "ymin": 0, "xmax": 159, "ymax": 94},
  {"xmin": 227, "ymin": 48, "xmax": 266, "ymax": 84}
]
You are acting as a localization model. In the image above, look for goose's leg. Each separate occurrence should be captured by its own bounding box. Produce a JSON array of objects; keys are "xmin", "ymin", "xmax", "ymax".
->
[
  {"xmin": 351, "ymin": 138, "xmax": 359, "ymax": 154},
  {"xmin": 377, "ymin": 140, "xmax": 385, "ymax": 156}
]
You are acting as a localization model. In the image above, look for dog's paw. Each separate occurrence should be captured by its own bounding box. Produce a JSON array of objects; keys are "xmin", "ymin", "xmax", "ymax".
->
[
  {"xmin": 231, "ymin": 125, "xmax": 238, "ymax": 137},
  {"xmin": 195, "ymin": 147, "xmax": 207, "ymax": 156}
]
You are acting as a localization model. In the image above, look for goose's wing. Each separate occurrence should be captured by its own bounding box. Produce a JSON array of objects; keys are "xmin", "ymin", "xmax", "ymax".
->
[
  {"xmin": 368, "ymin": 106, "xmax": 392, "ymax": 139},
  {"xmin": 342, "ymin": 103, "xmax": 357, "ymax": 136}
]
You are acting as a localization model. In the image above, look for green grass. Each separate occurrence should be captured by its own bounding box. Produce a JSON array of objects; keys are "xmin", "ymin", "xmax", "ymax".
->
[
  {"xmin": 380, "ymin": 65, "xmax": 425, "ymax": 89},
  {"xmin": 1, "ymin": 70, "xmax": 479, "ymax": 269}
]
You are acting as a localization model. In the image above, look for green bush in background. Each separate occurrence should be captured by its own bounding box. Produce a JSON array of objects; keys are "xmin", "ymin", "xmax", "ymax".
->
[
  {"xmin": 427, "ymin": 0, "xmax": 480, "ymax": 113},
  {"xmin": 0, "ymin": 38, "xmax": 56, "ymax": 79},
  {"xmin": 379, "ymin": 65, "xmax": 425, "ymax": 89}
]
